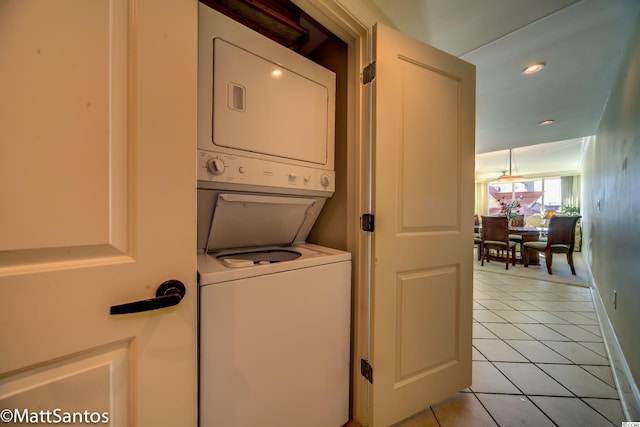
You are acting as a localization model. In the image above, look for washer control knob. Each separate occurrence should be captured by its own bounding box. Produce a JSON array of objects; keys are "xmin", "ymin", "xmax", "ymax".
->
[
  {"xmin": 320, "ymin": 174, "xmax": 330, "ymax": 187},
  {"xmin": 207, "ymin": 158, "xmax": 225, "ymax": 175},
  {"xmin": 289, "ymin": 172, "xmax": 297, "ymax": 180},
  {"xmin": 304, "ymin": 175, "xmax": 311, "ymax": 183},
  {"xmin": 239, "ymin": 166, "xmax": 246, "ymax": 174}
]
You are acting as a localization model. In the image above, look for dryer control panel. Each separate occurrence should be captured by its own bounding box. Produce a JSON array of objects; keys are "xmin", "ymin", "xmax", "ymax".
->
[{"xmin": 197, "ymin": 150, "xmax": 335, "ymax": 194}]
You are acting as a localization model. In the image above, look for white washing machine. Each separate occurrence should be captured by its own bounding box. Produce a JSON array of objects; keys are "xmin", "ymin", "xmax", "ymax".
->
[
  {"xmin": 198, "ymin": 243, "xmax": 351, "ymax": 427},
  {"xmin": 197, "ymin": 193, "xmax": 351, "ymax": 427}
]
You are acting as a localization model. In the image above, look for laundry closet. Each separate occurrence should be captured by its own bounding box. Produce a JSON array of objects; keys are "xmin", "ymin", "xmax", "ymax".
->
[{"xmin": 196, "ymin": 2, "xmax": 351, "ymax": 426}]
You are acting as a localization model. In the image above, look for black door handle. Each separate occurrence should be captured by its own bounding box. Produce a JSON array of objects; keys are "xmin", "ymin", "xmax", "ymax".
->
[{"xmin": 110, "ymin": 280, "xmax": 186, "ymax": 315}]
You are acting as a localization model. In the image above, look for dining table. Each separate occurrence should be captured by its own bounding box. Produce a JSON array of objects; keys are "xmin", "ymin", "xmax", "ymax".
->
[{"xmin": 475, "ymin": 225, "xmax": 543, "ymax": 265}]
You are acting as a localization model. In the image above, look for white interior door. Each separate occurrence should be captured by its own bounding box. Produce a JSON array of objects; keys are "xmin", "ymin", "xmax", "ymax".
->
[
  {"xmin": 369, "ymin": 23, "xmax": 476, "ymax": 426},
  {"xmin": 0, "ymin": 0, "xmax": 197, "ymax": 425}
]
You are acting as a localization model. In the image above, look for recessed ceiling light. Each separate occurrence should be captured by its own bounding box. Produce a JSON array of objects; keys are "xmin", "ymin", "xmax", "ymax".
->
[
  {"xmin": 522, "ymin": 62, "xmax": 545, "ymax": 75},
  {"xmin": 539, "ymin": 119, "xmax": 554, "ymax": 126}
]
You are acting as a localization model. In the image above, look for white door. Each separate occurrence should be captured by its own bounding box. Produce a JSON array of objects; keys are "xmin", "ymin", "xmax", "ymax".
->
[
  {"xmin": 0, "ymin": 1, "xmax": 197, "ymax": 425},
  {"xmin": 369, "ymin": 23, "xmax": 476, "ymax": 426}
]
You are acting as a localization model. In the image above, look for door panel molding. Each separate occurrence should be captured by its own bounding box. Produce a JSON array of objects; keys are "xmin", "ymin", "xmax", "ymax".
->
[
  {"xmin": 397, "ymin": 57, "xmax": 461, "ymax": 233},
  {"xmin": 395, "ymin": 266, "xmax": 459, "ymax": 383},
  {"xmin": 0, "ymin": 0, "xmax": 131, "ymax": 273},
  {"xmin": 0, "ymin": 340, "xmax": 130, "ymax": 426}
]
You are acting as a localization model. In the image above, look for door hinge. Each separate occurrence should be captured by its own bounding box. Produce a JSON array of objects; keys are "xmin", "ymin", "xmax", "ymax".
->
[
  {"xmin": 362, "ymin": 61, "xmax": 376, "ymax": 85},
  {"xmin": 360, "ymin": 359, "xmax": 373, "ymax": 383},
  {"xmin": 361, "ymin": 213, "xmax": 375, "ymax": 232}
]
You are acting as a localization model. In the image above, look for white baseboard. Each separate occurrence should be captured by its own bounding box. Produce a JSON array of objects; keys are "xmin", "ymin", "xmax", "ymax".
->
[{"xmin": 589, "ymin": 271, "xmax": 640, "ymax": 421}]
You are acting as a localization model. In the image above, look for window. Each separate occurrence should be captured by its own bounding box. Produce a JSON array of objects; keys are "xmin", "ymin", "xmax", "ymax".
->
[{"xmin": 487, "ymin": 177, "xmax": 562, "ymax": 221}]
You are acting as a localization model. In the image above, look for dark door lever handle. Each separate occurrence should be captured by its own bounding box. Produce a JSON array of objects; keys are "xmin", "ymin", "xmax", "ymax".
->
[{"xmin": 110, "ymin": 280, "xmax": 186, "ymax": 315}]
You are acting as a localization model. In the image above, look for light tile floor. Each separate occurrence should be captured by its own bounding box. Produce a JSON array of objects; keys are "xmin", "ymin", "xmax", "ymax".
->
[{"xmin": 394, "ymin": 262, "xmax": 625, "ymax": 427}]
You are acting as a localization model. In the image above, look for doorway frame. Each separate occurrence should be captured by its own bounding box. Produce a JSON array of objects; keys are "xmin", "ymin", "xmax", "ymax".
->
[{"xmin": 289, "ymin": 1, "xmax": 390, "ymax": 424}]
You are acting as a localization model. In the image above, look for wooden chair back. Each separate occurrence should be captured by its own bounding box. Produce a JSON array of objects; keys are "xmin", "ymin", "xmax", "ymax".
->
[
  {"xmin": 480, "ymin": 215, "xmax": 516, "ymax": 269},
  {"xmin": 481, "ymin": 216, "xmax": 509, "ymax": 242},
  {"xmin": 510, "ymin": 214, "xmax": 524, "ymax": 227},
  {"xmin": 547, "ymin": 216, "xmax": 581, "ymax": 249}
]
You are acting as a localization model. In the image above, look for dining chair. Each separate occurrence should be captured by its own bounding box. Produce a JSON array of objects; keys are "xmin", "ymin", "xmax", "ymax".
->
[
  {"xmin": 523, "ymin": 215, "xmax": 582, "ymax": 274},
  {"xmin": 508, "ymin": 214, "xmax": 525, "ymax": 255},
  {"xmin": 481, "ymin": 216, "xmax": 516, "ymax": 269},
  {"xmin": 474, "ymin": 214, "xmax": 482, "ymax": 260},
  {"xmin": 510, "ymin": 214, "xmax": 524, "ymax": 227},
  {"xmin": 474, "ymin": 235, "xmax": 482, "ymax": 260}
]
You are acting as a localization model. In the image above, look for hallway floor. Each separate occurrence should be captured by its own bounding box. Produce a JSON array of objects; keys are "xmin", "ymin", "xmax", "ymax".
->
[{"xmin": 394, "ymin": 256, "xmax": 626, "ymax": 426}]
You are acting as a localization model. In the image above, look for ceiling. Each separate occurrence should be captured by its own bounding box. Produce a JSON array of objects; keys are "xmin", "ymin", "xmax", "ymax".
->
[
  {"xmin": 473, "ymin": 138, "xmax": 587, "ymax": 182},
  {"xmin": 366, "ymin": 0, "xmax": 639, "ymax": 180}
]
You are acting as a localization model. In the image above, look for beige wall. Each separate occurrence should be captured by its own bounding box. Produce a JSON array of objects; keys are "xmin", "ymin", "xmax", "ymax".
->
[
  {"xmin": 581, "ymin": 9, "xmax": 640, "ymax": 394},
  {"xmin": 307, "ymin": 37, "xmax": 350, "ymax": 251}
]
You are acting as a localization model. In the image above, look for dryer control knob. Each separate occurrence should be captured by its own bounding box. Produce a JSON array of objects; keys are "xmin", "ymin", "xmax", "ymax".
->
[
  {"xmin": 207, "ymin": 158, "xmax": 225, "ymax": 175},
  {"xmin": 320, "ymin": 174, "xmax": 330, "ymax": 187}
]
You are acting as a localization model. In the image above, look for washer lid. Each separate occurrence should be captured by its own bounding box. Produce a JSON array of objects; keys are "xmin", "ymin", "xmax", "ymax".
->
[{"xmin": 206, "ymin": 193, "xmax": 318, "ymax": 251}]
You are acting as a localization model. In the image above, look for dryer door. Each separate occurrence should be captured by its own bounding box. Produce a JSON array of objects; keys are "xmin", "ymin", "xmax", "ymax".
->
[{"xmin": 212, "ymin": 38, "xmax": 334, "ymax": 166}]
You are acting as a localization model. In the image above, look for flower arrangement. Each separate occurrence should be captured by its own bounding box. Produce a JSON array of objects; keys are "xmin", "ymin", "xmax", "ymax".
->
[{"xmin": 499, "ymin": 198, "xmax": 522, "ymax": 224}]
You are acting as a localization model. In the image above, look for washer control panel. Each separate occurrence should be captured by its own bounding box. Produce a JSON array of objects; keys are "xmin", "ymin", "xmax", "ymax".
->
[{"xmin": 197, "ymin": 150, "xmax": 335, "ymax": 193}]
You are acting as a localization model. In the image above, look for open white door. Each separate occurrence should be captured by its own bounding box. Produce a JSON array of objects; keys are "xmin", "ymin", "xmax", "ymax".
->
[
  {"xmin": 368, "ymin": 23, "xmax": 475, "ymax": 426},
  {"xmin": 0, "ymin": 1, "xmax": 196, "ymax": 425}
]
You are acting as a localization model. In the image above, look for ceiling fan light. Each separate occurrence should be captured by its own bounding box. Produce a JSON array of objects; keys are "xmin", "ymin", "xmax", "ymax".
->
[
  {"xmin": 497, "ymin": 148, "xmax": 523, "ymax": 181},
  {"xmin": 498, "ymin": 174, "xmax": 523, "ymax": 182},
  {"xmin": 522, "ymin": 62, "xmax": 545, "ymax": 75},
  {"xmin": 539, "ymin": 119, "xmax": 555, "ymax": 126}
]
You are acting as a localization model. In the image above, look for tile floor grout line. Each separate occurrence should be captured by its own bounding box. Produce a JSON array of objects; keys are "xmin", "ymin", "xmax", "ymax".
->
[
  {"xmin": 476, "ymin": 313, "xmax": 613, "ymax": 370},
  {"xmin": 485, "ymin": 356, "xmax": 577, "ymax": 400},
  {"xmin": 467, "ymin": 389, "xmax": 504, "ymax": 427},
  {"xmin": 474, "ymin": 322, "xmax": 588, "ymax": 365},
  {"xmin": 471, "ymin": 274, "xmax": 624, "ymax": 425},
  {"xmin": 578, "ymin": 398, "xmax": 619, "ymax": 427},
  {"xmin": 428, "ymin": 405, "xmax": 443, "ymax": 427},
  {"xmin": 473, "ymin": 328, "xmax": 582, "ymax": 400},
  {"xmin": 491, "ymin": 304, "xmax": 618, "ymax": 422},
  {"xmin": 469, "ymin": 389, "xmax": 561, "ymax": 427},
  {"xmin": 477, "ymin": 300, "xmax": 607, "ymax": 356}
]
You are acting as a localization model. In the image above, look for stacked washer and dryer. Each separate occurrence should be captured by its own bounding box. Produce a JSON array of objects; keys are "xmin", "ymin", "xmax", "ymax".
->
[{"xmin": 197, "ymin": 4, "xmax": 351, "ymax": 427}]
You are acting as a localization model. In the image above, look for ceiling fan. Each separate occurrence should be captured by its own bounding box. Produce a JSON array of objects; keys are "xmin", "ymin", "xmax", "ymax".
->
[{"xmin": 498, "ymin": 148, "xmax": 523, "ymax": 182}]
